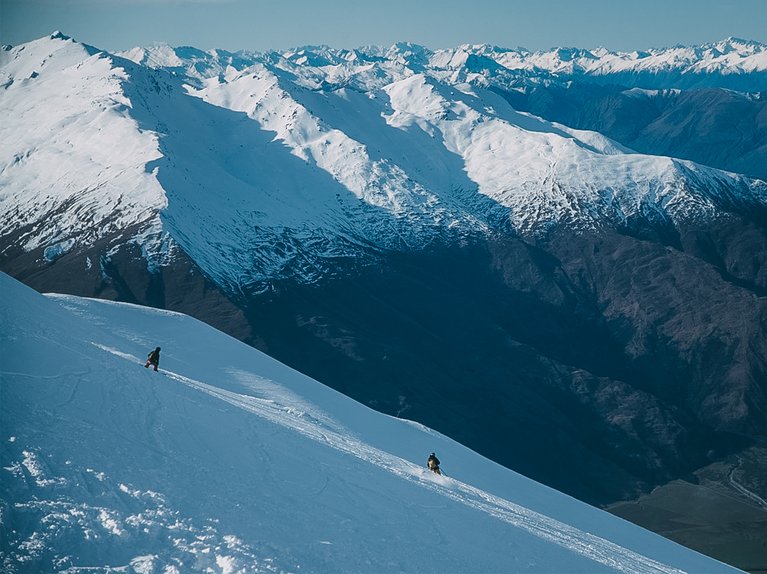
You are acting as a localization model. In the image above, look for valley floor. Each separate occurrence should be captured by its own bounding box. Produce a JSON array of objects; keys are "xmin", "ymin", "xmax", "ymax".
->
[{"xmin": 608, "ymin": 443, "xmax": 767, "ymax": 574}]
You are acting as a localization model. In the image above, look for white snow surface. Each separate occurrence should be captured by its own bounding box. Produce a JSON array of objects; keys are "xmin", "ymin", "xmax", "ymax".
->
[
  {"xmin": 0, "ymin": 272, "xmax": 743, "ymax": 573},
  {"xmin": 2, "ymin": 34, "xmax": 766, "ymax": 289},
  {"xmin": 0, "ymin": 33, "xmax": 167, "ymax": 259}
]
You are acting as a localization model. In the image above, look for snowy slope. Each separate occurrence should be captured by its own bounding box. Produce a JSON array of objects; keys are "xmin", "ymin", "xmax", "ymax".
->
[
  {"xmin": 0, "ymin": 33, "xmax": 168, "ymax": 263},
  {"xmin": 2, "ymin": 33, "xmax": 766, "ymax": 291},
  {"xmin": 0, "ymin": 272, "xmax": 743, "ymax": 573}
]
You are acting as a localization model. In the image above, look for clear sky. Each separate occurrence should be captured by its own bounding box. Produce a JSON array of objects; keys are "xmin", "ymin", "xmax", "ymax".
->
[{"xmin": 2, "ymin": 0, "xmax": 766, "ymax": 53}]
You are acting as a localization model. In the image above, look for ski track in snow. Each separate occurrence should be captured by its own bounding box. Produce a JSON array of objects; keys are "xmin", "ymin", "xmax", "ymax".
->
[{"xmin": 95, "ymin": 346, "xmax": 686, "ymax": 574}]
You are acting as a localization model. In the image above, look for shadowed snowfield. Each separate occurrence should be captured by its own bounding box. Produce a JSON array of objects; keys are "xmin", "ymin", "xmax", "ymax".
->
[{"xmin": 0, "ymin": 272, "xmax": 742, "ymax": 573}]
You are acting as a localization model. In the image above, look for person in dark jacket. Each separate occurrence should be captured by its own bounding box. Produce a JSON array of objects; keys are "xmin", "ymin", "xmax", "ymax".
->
[
  {"xmin": 427, "ymin": 452, "xmax": 441, "ymax": 475},
  {"xmin": 145, "ymin": 347, "xmax": 161, "ymax": 371}
]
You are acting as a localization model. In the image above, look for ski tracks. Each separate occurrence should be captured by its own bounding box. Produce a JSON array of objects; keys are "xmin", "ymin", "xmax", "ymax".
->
[{"xmin": 162, "ymin": 367, "xmax": 687, "ymax": 574}]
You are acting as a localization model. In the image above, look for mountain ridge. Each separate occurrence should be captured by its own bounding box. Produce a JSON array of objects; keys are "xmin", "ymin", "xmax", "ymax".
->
[{"xmin": 2, "ymin": 33, "xmax": 766, "ymax": 291}]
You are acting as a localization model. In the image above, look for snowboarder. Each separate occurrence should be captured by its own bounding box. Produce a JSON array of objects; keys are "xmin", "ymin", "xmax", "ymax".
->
[
  {"xmin": 427, "ymin": 452, "xmax": 441, "ymax": 475},
  {"xmin": 144, "ymin": 347, "xmax": 161, "ymax": 372}
]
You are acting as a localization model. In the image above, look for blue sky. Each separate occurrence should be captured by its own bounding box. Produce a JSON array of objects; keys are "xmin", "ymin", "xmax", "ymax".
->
[{"xmin": 2, "ymin": 0, "xmax": 766, "ymax": 53}]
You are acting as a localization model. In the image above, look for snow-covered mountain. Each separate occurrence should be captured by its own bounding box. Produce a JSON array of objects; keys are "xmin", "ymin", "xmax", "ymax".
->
[
  {"xmin": 432, "ymin": 37, "xmax": 767, "ymax": 91},
  {"xmin": 500, "ymin": 83, "xmax": 767, "ymax": 181},
  {"xmin": 0, "ymin": 272, "xmax": 743, "ymax": 573},
  {"xmin": 1, "ymin": 33, "xmax": 765, "ymax": 290},
  {"xmin": 121, "ymin": 37, "xmax": 767, "ymax": 91}
]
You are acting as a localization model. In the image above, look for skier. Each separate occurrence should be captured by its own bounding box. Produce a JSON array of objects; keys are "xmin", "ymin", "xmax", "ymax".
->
[
  {"xmin": 144, "ymin": 347, "xmax": 161, "ymax": 372},
  {"xmin": 427, "ymin": 452, "xmax": 441, "ymax": 475}
]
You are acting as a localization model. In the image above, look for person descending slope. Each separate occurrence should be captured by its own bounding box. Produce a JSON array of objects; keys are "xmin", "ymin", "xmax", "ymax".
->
[
  {"xmin": 145, "ymin": 347, "xmax": 161, "ymax": 372},
  {"xmin": 427, "ymin": 452, "xmax": 441, "ymax": 475}
]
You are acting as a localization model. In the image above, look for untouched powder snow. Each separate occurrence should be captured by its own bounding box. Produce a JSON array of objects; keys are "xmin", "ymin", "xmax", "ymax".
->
[{"xmin": 0, "ymin": 272, "xmax": 742, "ymax": 573}]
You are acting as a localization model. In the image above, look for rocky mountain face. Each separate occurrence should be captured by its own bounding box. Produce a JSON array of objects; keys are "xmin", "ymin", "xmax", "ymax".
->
[
  {"xmin": 2, "ymin": 33, "xmax": 767, "ymax": 567},
  {"xmin": 239, "ymin": 227, "xmax": 767, "ymax": 503}
]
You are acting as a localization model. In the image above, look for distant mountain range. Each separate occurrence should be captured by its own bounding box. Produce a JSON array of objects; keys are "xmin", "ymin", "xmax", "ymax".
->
[
  {"xmin": 2, "ymin": 32, "xmax": 766, "ymax": 571},
  {"xmin": 122, "ymin": 36, "xmax": 767, "ymax": 90}
]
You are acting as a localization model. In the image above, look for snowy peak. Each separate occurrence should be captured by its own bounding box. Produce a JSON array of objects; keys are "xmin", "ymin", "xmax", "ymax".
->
[
  {"xmin": 429, "ymin": 38, "xmax": 767, "ymax": 90},
  {"xmin": 282, "ymin": 46, "xmax": 338, "ymax": 67},
  {"xmin": 120, "ymin": 43, "xmax": 191, "ymax": 68},
  {"xmin": 0, "ymin": 31, "xmax": 100, "ymax": 85},
  {"xmin": 119, "ymin": 37, "xmax": 767, "ymax": 91},
  {"xmin": 0, "ymin": 34, "xmax": 172, "ymax": 268},
  {"xmin": 119, "ymin": 43, "xmax": 259, "ymax": 86}
]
